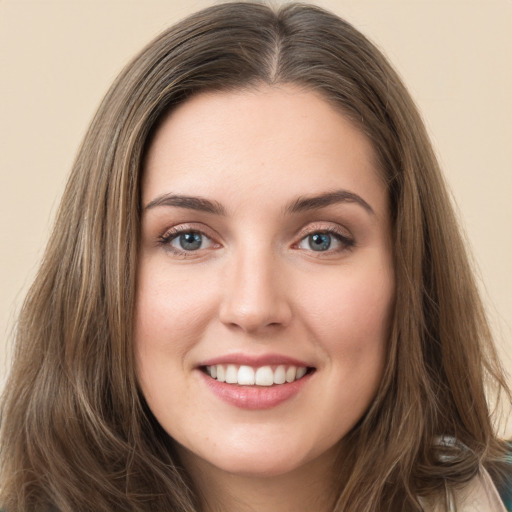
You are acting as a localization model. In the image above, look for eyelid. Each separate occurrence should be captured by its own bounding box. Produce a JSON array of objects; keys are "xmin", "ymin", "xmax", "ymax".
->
[
  {"xmin": 155, "ymin": 221, "xmax": 354, "ymax": 257},
  {"xmin": 295, "ymin": 221, "xmax": 352, "ymax": 241},
  {"xmin": 293, "ymin": 222, "xmax": 355, "ymax": 253},
  {"xmin": 157, "ymin": 223, "xmax": 222, "ymax": 254},
  {"xmin": 160, "ymin": 222, "xmax": 216, "ymax": 239}
]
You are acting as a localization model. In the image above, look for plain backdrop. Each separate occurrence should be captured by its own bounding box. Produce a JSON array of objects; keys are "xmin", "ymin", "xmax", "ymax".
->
[{"xmin": 1, "ymin": 0, "xmax": 511, "ymax": 430}]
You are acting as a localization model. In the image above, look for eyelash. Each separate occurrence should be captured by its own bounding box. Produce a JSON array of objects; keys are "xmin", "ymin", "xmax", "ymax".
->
[
  {"xmin": 295, "ymin": 226, "xmax": 355, "ymax": 254},
  {"xmin": 157, "ymin": 224, "xmax": 355, "ymax": 257},
  {"xmin": 157, "ymin": 225, "xmax": 218, "ymax": 258}
]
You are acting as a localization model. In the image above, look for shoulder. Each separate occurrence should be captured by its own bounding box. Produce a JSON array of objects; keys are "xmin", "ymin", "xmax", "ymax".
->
[
  {"xmin": 452, "ymin": 467, "xmax": 508, "ymax": 511},
  {"xmin": 422, "ymin": 467, "xmax": 508, "ymax": 512}
]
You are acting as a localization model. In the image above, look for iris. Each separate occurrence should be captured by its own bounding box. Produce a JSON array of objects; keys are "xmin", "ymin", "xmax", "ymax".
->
[
  {"xmin": 308, "ymin": 233, "xmax": 331, "ymax": 251},
  {"xmin": 179, "ymin": 232, "xmax": 202, "ymax": 250}
]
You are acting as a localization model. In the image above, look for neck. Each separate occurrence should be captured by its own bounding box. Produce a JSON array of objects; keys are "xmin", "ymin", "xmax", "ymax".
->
[{"xmin": 179, "ymin": 446, "xmax": 340, "ymax": 512}]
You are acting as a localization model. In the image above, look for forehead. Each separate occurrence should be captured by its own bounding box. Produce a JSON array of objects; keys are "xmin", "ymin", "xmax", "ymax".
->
[{"xmin": 142, "ymin": 85, "xmax": 386, "ymax": 216}]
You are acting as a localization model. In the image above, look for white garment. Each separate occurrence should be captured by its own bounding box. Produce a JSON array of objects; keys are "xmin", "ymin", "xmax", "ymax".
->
[{"xmin": 420, "ymin": 467, "xmax": 506, "ymax": 511}]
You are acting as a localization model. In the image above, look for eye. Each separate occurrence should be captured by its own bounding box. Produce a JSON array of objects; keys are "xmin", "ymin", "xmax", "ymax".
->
[
  {"xmin": 174, "ymin": 232, "xmax": 205, "ymax": 251},
  {"xmin": 303, "ymin": 233, "xmax": 332, "ymax": 251},
  {"xmin": 158, "ymin": 227, "xmax": 218, "ymax": 255},
  {"xmin": 296, "ymin": 229, "xmax": 354, "ymax": 253}
]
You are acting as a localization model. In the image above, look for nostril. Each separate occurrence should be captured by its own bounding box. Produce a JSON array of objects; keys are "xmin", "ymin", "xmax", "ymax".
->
[
  {"xmin": 218, "ymin": 268, "xmax": 293, "ymax": 332},
  {"xmin": 219, "ymin": 303, "xmax": 293, "ymax": 333}
]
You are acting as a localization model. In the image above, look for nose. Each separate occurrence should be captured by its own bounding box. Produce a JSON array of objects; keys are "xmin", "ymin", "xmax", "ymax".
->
[{"xmin": 218, "ymin": 247, "xmax": 293, "ymax": 334}]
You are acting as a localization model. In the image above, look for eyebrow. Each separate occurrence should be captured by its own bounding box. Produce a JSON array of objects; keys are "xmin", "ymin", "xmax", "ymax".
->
[
  {"xmin": 144, "ymin": 194, "xmax": 226, "ymax": 215},
  {"xmin": 144, "ymin": 189, "xmax": 374, "ymax": 217},
  {"xmin": 286, "ymin": 190, "xmax": 375, "ymax": 216}
]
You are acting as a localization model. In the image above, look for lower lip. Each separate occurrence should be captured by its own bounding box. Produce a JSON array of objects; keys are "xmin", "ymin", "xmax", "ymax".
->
[{"xmin": 200, "ymin": 371, "xmax": 313, "ymax": 410}]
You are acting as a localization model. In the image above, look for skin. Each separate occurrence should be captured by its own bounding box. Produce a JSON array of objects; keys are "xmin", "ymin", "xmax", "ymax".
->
[{"xmin": 134, "ymin": 85, "xmax": 395, "ymax": 512}]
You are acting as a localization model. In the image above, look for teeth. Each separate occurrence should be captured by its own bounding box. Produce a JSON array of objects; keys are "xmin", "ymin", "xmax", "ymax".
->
[
  {"xmin": 238, "ymin": 365, "xmax": 255, "ymax": 385},
  {"xmin": 225, "ymin": 364, "xmax": 238, "ymax": 384},
  {"xmin": 286, "ymin": 366, "xmax": 296, "ymax": 383},
  {"xmin": 205, "ymin": 364, "xmax": 309, "ymax": 386},
  {"xmin": 274, "ymin": 365, "xmax": 286, "ymax": 384},
  {"xmin": 296, "ymin": 367, "xmax": 307, "ymax": 379},
  {"xmin": 255, "ymin": 366, "xmax": 274, "ymax": 386}
]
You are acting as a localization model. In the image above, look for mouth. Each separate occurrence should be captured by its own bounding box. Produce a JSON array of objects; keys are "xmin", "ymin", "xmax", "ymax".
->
[
  {"xmin": 198, "ymin": 356, "xmax": 316, "ymax": 410},
  {"xmin": 201, "ymin": 364, "xmax": 315, "ymax": 386}
]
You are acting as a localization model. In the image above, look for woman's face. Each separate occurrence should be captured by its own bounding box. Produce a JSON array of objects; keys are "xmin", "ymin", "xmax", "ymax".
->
[{"xmin": 135, "ymin": 85, "xmax": 395, "ymax": 479}]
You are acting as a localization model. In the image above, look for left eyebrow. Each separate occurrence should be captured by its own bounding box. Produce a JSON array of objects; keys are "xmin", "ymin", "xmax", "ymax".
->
[
  {"xmin": 144, "ymin": 193, "xmax": 226, "ymax": 215},
  {"xmin": 285, "ymin": 189, "xmax": 375, "ymax": 216}
]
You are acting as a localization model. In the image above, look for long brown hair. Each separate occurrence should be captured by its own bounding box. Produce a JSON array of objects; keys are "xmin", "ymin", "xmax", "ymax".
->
[{"xmin": 1, "ymin": 2, "xmax": 509, "ymax": 511}]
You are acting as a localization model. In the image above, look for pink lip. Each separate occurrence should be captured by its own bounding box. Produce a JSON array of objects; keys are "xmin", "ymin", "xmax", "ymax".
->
[
  {"xmin": 199, "ymin": 353, "xmax": 312, "ymax": 368},
  {"xmin": 199, "ymin": 371, "xmax": 313, "ymax": 410},
  {"xmin": 197, "ymin": 353, "xmax": 315, "ymax": 410}
]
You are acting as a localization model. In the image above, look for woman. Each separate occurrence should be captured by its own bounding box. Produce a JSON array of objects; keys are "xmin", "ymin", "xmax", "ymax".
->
[{"xmin": 0, "ymin": 2, "xmax": 510, "ymax": 511}]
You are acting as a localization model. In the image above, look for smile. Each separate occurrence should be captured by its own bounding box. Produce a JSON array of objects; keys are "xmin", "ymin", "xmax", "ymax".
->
[
  {"xmin": 198, "ymin": 354, "xmax": 316, "ymax": 409},
  {"xmin": 204, "ymin": 364, "xmax": 309, "ymax": 386}
]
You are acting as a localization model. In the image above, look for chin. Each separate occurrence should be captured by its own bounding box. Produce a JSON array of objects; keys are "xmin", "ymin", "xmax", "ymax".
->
[
  {"xmin": 218, "ymin": 453, "xmax": 307, "ymax": 478},
  {"xmin": 177, "ymin": 433, "xmax": 337, "ymax": 480}
]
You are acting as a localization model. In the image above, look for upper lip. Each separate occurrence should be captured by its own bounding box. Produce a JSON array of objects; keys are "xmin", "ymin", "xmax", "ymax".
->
[{"xmin": 198, "ymin": 353, "xmax": 314, "ymax": 368}]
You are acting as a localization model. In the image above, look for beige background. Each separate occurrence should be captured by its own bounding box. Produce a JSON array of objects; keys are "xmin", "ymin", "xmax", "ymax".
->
[{"xmin": 1, "ymin": 0, "xmax": 511, "ymax": 428}]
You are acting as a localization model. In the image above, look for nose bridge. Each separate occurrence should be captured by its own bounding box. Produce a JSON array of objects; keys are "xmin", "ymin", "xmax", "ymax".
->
[{"xmin": 219, "ymin": 239, "xmax": 291, "ymax": 332}]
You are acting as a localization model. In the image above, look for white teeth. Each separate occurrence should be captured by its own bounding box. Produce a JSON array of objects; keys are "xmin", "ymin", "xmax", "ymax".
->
[
  {"xmin": 238, "ymin": 365, "xmax": 255, "ymax": 385},
  {"xmin": 225, "ymin": 364, "xmax": 238, "ymax": 384},
  {"xmin": 273, "ymin": 365, "xmax": 286, "ymax": 384},
  {"xmin": 255, "ymin": 366, "xmax": 274, "ymax": 386},
  {"xmin": 205, "ymin": 364, "xmax": 310, "ymax": 386}
]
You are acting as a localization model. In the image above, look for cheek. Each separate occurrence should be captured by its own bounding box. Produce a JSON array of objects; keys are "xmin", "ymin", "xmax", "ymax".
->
[
  {"xmin": 132, "ymin": 262, "xmax": 218, "ymax": 409},
  {"xmin": 301, "ymin": 267, "xmax": 394, "ymax": 348},
  {"xmin": 290, "ymin": 265, "xmax": 394, "ymax": 445},
  {"xmin": 297, "ymin": 260, "xmax": 394, "ymax": 412},
  {"xmin": 133, "ymin": 259, "xmax": 217, "ymax": 354},
  {"xmin": 132, "ymin": 262, "xmax": 214, "ymax": 417}
]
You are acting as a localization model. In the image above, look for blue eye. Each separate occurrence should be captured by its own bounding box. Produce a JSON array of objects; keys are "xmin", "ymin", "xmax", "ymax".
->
[
  {"xmin": 297, "ymin": 229, "xmax": 354, "ymax": 253},
  {"xmin": 308, "ymin": 233, "xmax": 331, "ymax": 251},
  {"xmin": 159, "ymin": 230, "xmax": 215, "ymax": 253},
  {"xmin": 176, "ymin": 232, "xmax": 203, "ymax": 251}
]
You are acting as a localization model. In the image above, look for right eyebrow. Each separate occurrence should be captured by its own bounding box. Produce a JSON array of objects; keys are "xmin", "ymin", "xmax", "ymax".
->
[
  {"xmin": 144, "ymin": 194, "xmax": 226, "ymax": 215},
  {"xmin": 286, "ymin": 189, "xmax": 375, "ymax": 216}
]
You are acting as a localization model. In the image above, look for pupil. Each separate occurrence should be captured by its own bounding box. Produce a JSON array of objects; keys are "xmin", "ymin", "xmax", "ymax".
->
[
  {"xmin": 309, "ymin": 233, "xmax": 331, "ymax": 251},
  {"xmin": 180, "ymin": 232, "xmax": 202, "ymax": 250}
]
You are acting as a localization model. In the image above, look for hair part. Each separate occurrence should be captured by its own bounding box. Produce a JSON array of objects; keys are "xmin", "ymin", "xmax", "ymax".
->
[{"xmin": 1, "ymin": 2, "xmax": 509, "ymax": 511}]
